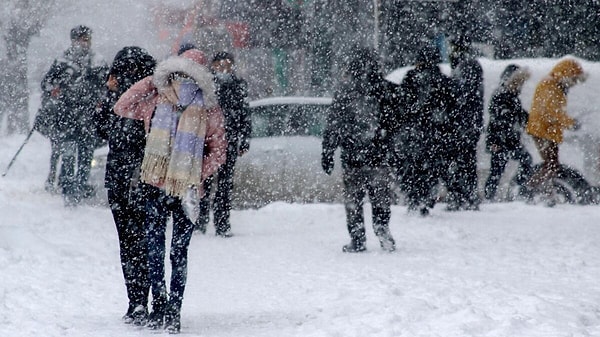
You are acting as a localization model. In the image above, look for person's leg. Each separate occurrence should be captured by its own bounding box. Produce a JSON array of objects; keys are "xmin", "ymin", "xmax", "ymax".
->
[
  {"xmin": 484, "ymin": 151, "xmax": 508, "ymax": 200},
  {"xmin": 45, "ymin": 140, "xmax": 61, "ymax": 192},
  {"xmin": 195, "ymin": 175, "xmax": 213, "ymax": 234},
  {"xmin": 512, "ymin": 144, "xmax": 534, "ymax": 199},
  {"xmin": 60, "ymin": 141, "xmax": 78, "ymax": 206},
  {"xmin": 165, "ymin": 198, "xmax": 195, "ymax": 333},
  {"xmin": 367, "ymin": 167, "xmax": 395, "ymax": 251},
  {"xmin": 76, "ymin": 142, "xmax": 95, "ymax": 197},
  {"xmin": 342, "ymin": 167, "xmax": 367, "ymax": 252},
  {"xmin": 107, "ymin": 186, "xmax": 147, "ymax": 324},
  {"xmin": 213, "ymin": 144, "xmax": 238, "ymax": 236},
  {"xmin": 464, "ymin": 143, "xmax": 480, "ymax": 209},
  {"xmin": 144, "ymin": 185, "xmax": 169, "ymax": 329}
]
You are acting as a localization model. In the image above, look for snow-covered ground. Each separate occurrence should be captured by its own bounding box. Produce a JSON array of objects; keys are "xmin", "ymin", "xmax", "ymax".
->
[{"xmin": 2, "ymin": 56, "xmax": 600, "ymax": 336}]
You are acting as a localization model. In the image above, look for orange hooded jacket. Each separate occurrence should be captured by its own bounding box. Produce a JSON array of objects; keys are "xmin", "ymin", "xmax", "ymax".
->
[{"xmin": 526, "ymin": 59, "xmax": 584, "ymax": 143}]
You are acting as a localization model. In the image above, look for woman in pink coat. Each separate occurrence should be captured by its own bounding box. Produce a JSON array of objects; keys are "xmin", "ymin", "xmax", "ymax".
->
[{"xmin": 114, "ymin": 49, "xmax": 226, "ymax": 333}]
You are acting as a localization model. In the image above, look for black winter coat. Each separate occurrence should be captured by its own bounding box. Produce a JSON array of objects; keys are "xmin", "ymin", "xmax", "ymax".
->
[
  {"xmin": 399, "ymin": 65, "xmax": 455, "ymax": 151},
  {"xmin": 485, "ymin": 87, "xmax": 528, "ymax": 152},
  {"xmin": 214, "ymin": 75, "xmax": 251, "ymax": 149},
  {"xmin": 450, "ymin": 57, "xmax": 484, "ymax": 146},
  {"xmin": 322, "ymin": 76, "xmax": 401, "ymax": 169},
  {"xmin": 39, "ymin": 47, "xmax": 107, "ymax": 144},
  {"xmin": 95, "ymin": 46, "xmax": 155, "ymax": 191}
]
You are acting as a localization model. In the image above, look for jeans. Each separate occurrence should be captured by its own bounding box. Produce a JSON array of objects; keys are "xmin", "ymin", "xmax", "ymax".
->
[{"xmin": 144, "ymin": 184, "xmax": 195, "ymax": 312}]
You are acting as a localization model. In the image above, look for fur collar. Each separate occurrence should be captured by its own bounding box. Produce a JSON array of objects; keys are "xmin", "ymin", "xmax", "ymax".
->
[{"xmin": 153, "ymin": 56, "xmax": 218, "ymax": 108}]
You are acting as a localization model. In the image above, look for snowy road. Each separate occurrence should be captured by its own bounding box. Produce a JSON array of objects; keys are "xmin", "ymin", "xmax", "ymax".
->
[{"xmin": 1, "ymin": 133, "xmax": 600, "ymax": 336}]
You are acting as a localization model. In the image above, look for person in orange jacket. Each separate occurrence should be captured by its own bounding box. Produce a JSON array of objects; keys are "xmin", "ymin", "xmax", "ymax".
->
[{"xmin": 526, "ymin": 59, "xmax": 588, "ymax": 205}]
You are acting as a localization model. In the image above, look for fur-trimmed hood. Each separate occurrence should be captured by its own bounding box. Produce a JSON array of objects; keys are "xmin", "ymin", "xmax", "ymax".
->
[{"xmin": 152, "ymin": 56, "xmax": 218, "ymax": 108}]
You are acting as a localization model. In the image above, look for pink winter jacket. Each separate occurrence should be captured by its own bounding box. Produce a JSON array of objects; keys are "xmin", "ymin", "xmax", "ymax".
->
[{"xmin": 113, "ymin": 59, "xmax": 227, "ymax": 186}]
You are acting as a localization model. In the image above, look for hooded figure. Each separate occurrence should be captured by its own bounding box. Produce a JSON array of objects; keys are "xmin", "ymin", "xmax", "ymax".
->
[
  {"xmin": 396, "ymin": 44, "xmax": 455, "ymax": 216},
  {"xmin": 484, "ymin": 64, "xmax": 533, "ymax": 200},
  {"xmin": 95, "ymin": 46, "xmax": 156, "ymax": 326},
  {"xmin": 321, "ymin": 48, "xmax": 399, "ymax": 253},
  {"xmin": 526, "ymin": 59, "xmax": 587, "ymax": 206},
  {"xmin": 446, "ymin": 35, "xmax": 484, "ymax": 211}
]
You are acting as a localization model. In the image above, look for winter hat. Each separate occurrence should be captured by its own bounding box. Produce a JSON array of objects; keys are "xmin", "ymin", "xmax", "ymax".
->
[
  {"xmin": 70, "ymin": 25, "xmax": 92, "ymax": 40},
  {"xmin": 180, "ymin": 49, "xmax": 207, "ymax": 66},
  {"xmin": 109, "ymin": 46, "xmax": 156, "ymax": 84},
  {"xmin": 500, "ymin": 64, "xmax": 520, "ymax": 83},
  {"xmin": 177, "ymin": 43, "xmax": 197, "ymax": 56},
  {"xmin": 499, "ymin": 64, "xmax": 530, "ymax": 88},
  {"xmin": 212, "ymin": 51, "xmax": 235, "ymax": 64}
]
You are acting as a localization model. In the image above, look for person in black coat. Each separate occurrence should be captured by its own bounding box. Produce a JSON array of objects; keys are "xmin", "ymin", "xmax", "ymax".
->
[
  {"xmin": 40, "ymin": 25, "xmax": 108, "ymax": 205},
  {"xmin": 396, "ymin": 45, "xmax": 456, "ymax": 216},
  {"xmin": 446, "ymin": 35, "xmax": 485, "ymax": 211},
  {"xmin": 321, "ymin": 48, "xmax": 400, "ymax": 253},
  {"xmin": 95, "ymin": 46, "xmax": 156, "ymax": 325},
  {"xmin": 484, "ymin": 64, "xmax": 533, "ymax": 200},
  {"xmin": 195, "ymin": 52, "xmax": 251, "ymax": 237}
]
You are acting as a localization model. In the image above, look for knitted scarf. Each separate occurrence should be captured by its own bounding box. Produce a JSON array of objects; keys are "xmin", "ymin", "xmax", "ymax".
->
[{"xmin": 140, "ymin": 85, "xmax": 207, "ymax": 199}]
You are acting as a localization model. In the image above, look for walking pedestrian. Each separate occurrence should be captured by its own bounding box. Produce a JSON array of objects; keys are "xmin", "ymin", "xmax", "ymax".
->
[
  {"xmin": 526, "ymin": 59, "xmax": 587, "ymax": 206},
  {"xmin": 484, "ymin": 64, "xmax": 533, "ymax": 201}
]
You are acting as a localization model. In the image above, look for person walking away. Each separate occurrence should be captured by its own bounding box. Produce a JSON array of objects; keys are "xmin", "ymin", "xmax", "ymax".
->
[
  {"xmin": 396, "ymin": 45, "xmax": 455, "ymax": 216},
  {"xmin": 195, "ymin": 51, "xmax": 251, "ymax": 237},
  {"xmin": 95, "ymin": 46, "xmax": 156, "ymax": 325},
  {"xmin": 40, "ymin": 25, "xmax": 108, "ymax": 206},
  {"xmin": 321, "ymin": 48, "xmax": 398, "ymax": 253},
  {"xmin": 445, "ymin": 35, "xmax": 484, "ymax": 211},
  {"xmin": 116, "ymin": 52, "xmax": 226, "ymax": 333},
  {"xmin": 484, "ymin": 64, "xmax": 533, "ymax": 201},
  {"xmin": 526, "ymin": 59, "xmax": 587, "ymax": 207}
]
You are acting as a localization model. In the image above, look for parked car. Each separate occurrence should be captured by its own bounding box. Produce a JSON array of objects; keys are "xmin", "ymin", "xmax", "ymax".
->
[{"xmin": 232, "ymin": 96, "xmax": 344, "ymax": 208}]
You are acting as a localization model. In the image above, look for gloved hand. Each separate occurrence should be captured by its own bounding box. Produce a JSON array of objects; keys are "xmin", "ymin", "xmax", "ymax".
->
[
  {"xmin": 321, "ymin": 152, "xmax": 334, "ymax": 175},
  {"xmin": 239, "ymin": 139, "xmax": 250, "ymax": 156}
]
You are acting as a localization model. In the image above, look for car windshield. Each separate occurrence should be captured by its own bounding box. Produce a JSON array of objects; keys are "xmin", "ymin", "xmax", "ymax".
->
[{"xmin": 251, "ymin": 103, "xmax": 329, "ymax": 138}]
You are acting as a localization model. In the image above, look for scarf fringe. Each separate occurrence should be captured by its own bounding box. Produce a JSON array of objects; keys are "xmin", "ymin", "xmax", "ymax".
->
[
  {"xmin": 140, "ymin": 154, "xmax": 169, "ymax": 186},
  {"xmin": 164, "ymin": 178, "xmax": 193, "ymax": 199}
]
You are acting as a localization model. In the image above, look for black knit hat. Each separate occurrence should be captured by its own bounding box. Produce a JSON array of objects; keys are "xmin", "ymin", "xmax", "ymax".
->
[
  {"xmin": 212, "ymin": 51, "xmax": 234, "ymax": 64},
  {"xmin": 109, "ymin": 46, "xmax": 156, "ymax": 84},
  {"xmin": 70, "ymin": 25, "xmax": 92, "ymax": 40},
  {"xmin": 500, "ymin": 64, "xmax": 520, "ymax": 83}
]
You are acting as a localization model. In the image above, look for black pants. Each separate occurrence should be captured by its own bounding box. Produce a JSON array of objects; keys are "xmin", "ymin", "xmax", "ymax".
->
[
  {"xmin": 484, "ymin": 145, "xmax": 533, "ymax": 200},
  {"xmin": 446, "ymin": 141, "xmax": 479, "ymax": 209},
  {"xmin": 198, "ymin": 142, "xmax": 238, "ymax": 234},
  {"xmin": 60, "ymin": 140, "xmax": 94, "ymax": 199},
  {"xmin": 108, "ymin": 183, "xmax": 149, "ymax": 309},
  {"xmin": 342, "ymin": 166, "xmax": 392, "ymax": 244}
]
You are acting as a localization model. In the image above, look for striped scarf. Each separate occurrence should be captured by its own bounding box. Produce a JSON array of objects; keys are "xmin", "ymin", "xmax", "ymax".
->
[{"xmin": 140, "ymin": 86, "xmax": 207, "ymax": 199}]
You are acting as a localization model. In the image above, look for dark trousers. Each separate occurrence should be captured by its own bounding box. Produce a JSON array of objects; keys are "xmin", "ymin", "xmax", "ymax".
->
[
  {"xmin": 528, "ymin": 136, "xmax": 560, "ymax": 196},
  {"xmin": 446, "ymin": 141, "xmax": 480, "ymax": 208},
  {"xmin": 145, "ymin": 184, "xmax": 195, "ymax": 313},
  {"xmin": 484, "ymin": 145, "xmax": 533, "ymax": 200},
  {"xmin": 198, "ymin": 142, "xmax": 238, "ymax": 234},
  {"xmin": 60, "ymin": 140, "xmax": 94, "ymax": 199},
  {"xmin": 342, "ymin": 166, "xmax": 392, "ymax": 244},
  {"xmin": 108, "ymin": 184, "xmax": 149, "ymax": 308},
  {"xmin": 402, "ymin": 148, "xmax": 443, "ymax": 211}
]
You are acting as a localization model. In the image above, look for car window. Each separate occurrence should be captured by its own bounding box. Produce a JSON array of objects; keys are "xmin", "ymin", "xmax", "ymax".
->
[{"xmin": 250, "ymin": 104, "xmax": 329, "ymax": 138}]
